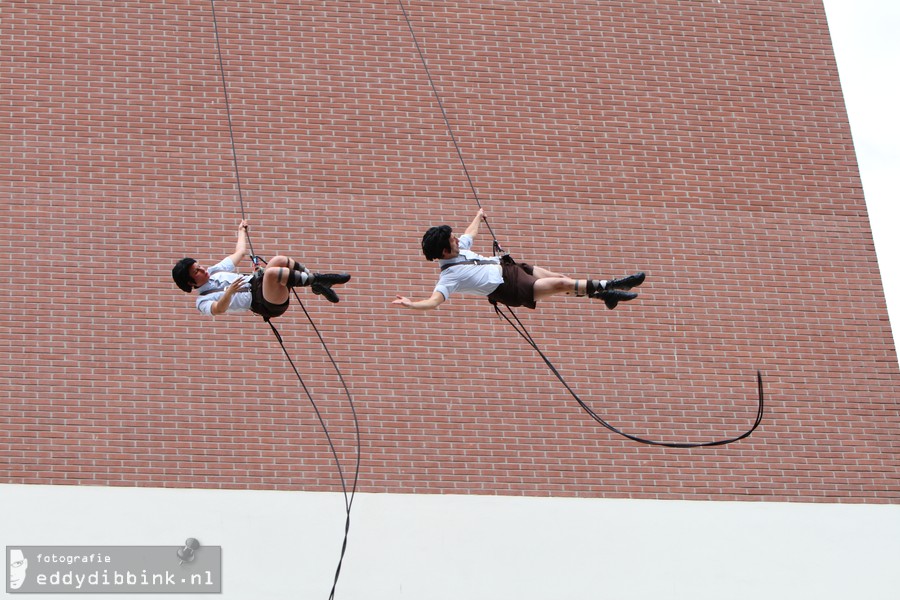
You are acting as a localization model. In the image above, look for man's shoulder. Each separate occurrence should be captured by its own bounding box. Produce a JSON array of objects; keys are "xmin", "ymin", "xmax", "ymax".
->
[{"xmin": 209, "ymin": 257, "xmax": 235, "ymax": 274}]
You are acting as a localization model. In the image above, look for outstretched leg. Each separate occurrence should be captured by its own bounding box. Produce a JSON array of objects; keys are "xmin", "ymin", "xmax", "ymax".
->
[
  {"xmin": 531, "ymin": 266, "xmax": 590, "ymax": 300},
  {"xmin": 530, "ymin": 266, "xmax": 579, "ymax": 299},
  {"xmin": 530, "ymin": 266, "xmax": 644, "ymax": 309},
  {"xmin": 261, "ymin": 255, "xmax": 351, "ymax": 304},
  {"xmin": 531, "ymin": 266, "xmax": 566, "ymax": 279},
  {"xmin": 533, "ymin": 276, "xmax": 579, "ymax": 300}
]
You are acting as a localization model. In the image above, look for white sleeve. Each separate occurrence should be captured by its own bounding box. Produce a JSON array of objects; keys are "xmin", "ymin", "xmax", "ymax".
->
[
  {"xmin": 196, "ymin": 292, "xmax": 221, "ymax": 316},
  {"xmin": 208, "ymin": 257, "xmax": 235, "ymax": 275}
]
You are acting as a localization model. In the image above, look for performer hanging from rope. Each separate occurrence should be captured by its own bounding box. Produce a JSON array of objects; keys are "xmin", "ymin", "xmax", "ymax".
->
[
  {"xmin": 172, "ymin": 220, "xmax": 351, "ymax": 318},
  {"xmin": 392, "ymin": 209, "xmax": 645, "ymax": 311}
]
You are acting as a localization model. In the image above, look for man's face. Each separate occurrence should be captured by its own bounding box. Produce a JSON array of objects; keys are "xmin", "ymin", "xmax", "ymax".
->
[
  {"xmin": 443, "ymin": 234, "xmax": 460, "ymax": 259},
  {"xmin": 189, "ymin": 263, "xmax": 210, "ymax": 288}
]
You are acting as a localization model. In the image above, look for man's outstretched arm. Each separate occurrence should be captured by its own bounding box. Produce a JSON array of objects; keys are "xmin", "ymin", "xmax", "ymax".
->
[
  {"xmin": 463, "ymin": 208, "xmax": 485, "ymax": 240},
  {"xmin": 226, "ymin": 220, "xmax": 250, "ymax": 267},
  {"xmin": 392, "ymin": 291, "xmax": 446, "ymax": 311}
]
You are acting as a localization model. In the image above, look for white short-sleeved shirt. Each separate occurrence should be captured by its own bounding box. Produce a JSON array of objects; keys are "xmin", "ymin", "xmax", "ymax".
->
[
  {"xmin": 434, "ymin": 234, "xmax": 503, "ymax": 300},
  {"xmin": 195, "ymin": 258, "xmax": 252, "ymax": 316}
]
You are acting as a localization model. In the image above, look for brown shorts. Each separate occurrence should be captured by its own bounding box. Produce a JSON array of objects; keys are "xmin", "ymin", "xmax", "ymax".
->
[
  {"xmin": 487, "ymin": 255, "xmax": 538, "ymax": 309},
  {"xmin": 249, "ymin": 270, "xmax": 289, "ymax": 319}
]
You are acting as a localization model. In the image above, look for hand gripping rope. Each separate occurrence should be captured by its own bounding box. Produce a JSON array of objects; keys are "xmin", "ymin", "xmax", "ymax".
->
[
  {"xmin": 209, "ymin": 2, "xmax": 361, "ymax": 598},
  {"xmin": 398, "ymin": 0, "xmax": 764, "ymax": 447}
]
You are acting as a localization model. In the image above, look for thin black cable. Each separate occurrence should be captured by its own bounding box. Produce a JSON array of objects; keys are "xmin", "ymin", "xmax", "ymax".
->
[
  {"xmin": 397, "ymin": 0, "xmax": 503, "ymax": 254},
  {"xmin": 493, "ymin": 304, "xmax": 764, "ymax": 447},
  {"xmin": 209, "ymin": 2, "xmax": 361, "ymax": 597},
  {"xmin": 209, "ymin": 0, "xmax": 259, "ymax": 265},
  {"xmin": 291, "ymin": 289, "xmax": 361, "ymax": 600},
  {"xmin": 265, "ymin": 299, "xmax": 361, "ymax": 600},
  {"xmin": 400, "ymin": 0, "xmax": 764, "ymax": 446}
]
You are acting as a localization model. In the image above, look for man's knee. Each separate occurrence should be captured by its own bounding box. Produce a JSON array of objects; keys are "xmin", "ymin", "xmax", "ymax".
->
[
  {"xmin": 263, "ymin": 267, "xmax": 290, "ymax": 286},
  {"xmin": 268, "ymin": 255, "xmax": 290, "ymax": 268}
]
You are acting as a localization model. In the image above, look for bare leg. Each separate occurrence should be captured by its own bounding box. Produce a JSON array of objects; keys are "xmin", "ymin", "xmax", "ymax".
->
[
  {"xmin": 531, "ymin": 265, "xmax": 565, "ymax": 279},
  {"xmin": 261, "ymin": 255, "xmax": 298, "ymax": 305},
  {"xmin": 532, "ymin": 266, "xmax": 644, "ymax": 307},
  {"xmin": 533, "ymin": 276, "xmax": 593, "ymax": 300},
  {"xmin": 266, "ymin": 256, "xmax": 296, "ymax": 270},
  {"xmin": 531, "ymin": 265, "xmax": 589, "ymax": 300}
]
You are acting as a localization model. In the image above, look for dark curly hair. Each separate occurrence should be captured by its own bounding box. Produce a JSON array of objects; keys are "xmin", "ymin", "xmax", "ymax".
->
[
  {"xmin": 172, "ymin": 257, "xmax": 198, "ymax": 293},
  {"xmin": 421, "ymin": 225, "xmax": 452, "ymax": 261}
]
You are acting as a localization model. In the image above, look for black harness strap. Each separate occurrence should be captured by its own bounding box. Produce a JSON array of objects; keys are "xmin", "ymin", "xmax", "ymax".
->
[{"xmin": 440, "ymin": 257, "xmax": 501, "ymax": 271}]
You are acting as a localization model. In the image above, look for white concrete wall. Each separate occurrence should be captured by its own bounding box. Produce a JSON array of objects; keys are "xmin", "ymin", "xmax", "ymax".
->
[{"xmin": 2, "ymin": 484, "xmax": 898, "ymax": 599}]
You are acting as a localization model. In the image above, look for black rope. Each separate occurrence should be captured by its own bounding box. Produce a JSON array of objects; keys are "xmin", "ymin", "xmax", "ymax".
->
[
  {"xmin": 263, "ymin": 318, "xmax": 359, "ymax": 599},
  {"xmin": 397, "ymin": 0, "xmax": 503, "ymax": 256},
  {"xmin": 209, "ymin": 3, "xmax": 360, "ymax": 598},
  {"xmin": 493, "ymin": 304, "xmax": 764, "ymax": 447},
  {"xmin": 400, "ymin": 0, "xmax": 765, "ymax": 447},
  {"xmin": 209, "ymin": 0, "xmax": 260, "ymax": 267}
]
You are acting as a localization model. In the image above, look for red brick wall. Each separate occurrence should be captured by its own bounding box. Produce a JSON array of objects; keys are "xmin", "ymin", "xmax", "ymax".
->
[{"xmin": 2, "ymin": 0, "xmax": 897, "ymax": 502}]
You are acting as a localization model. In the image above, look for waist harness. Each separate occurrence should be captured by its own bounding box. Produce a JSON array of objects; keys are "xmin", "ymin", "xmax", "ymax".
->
[{"xmin": 440, "ymin": 257, "xmax": 501, "ymax": 271}]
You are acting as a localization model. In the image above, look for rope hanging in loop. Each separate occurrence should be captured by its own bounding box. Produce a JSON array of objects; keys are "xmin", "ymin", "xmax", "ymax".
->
[
  {"xmin": 400, "ymin": 0, "xmax": 764, "ymax": 447},
  {"xmin": 208, "ymin": 3, "xmax": 361, "ymax": 598},
  {"xmin": 493, "ymin": 304, "xmax": 764, "ymax": 448}
]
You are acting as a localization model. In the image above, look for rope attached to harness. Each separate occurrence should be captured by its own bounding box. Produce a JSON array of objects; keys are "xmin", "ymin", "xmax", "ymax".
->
[
  {"xmin": 209, "ymin": 3, "xmax": 360, "ymax": 598},
  {"xmin": 398, "ymin": 0, "xmax": 504, "ymax": 257},
  {"xmin": 399, "ymin": 0, "xmax": 765, "ymax": 447},
  {"xmin": 494, "ymin": 304, "xmax": 764, "ymax": 447}
]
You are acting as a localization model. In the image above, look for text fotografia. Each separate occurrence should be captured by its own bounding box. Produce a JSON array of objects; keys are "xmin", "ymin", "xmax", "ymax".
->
[
  {"xmin": 35, "ymin": 553, "xmax": 111, "ymax": 565},
  {"xmin": 7, "ymin": 546, "xmax": 222, "ymax": 594}
]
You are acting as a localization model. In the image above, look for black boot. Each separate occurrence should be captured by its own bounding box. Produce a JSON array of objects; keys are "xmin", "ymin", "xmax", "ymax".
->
[
  {"xmin": 311, "ymin": 282, "xmax": 340, "ymax": 303},
  {"xmin": 605, "ymin": 272, "xmax": 645, "ymax": 291},
  {"xmin": 311, "ymin": 273, "xmax": 351, "ymax": 286},
  {"xmin": 586, "ymin": 279, "xmax": 638, "ymax": 309},
  {"xmin": 310, "ymin": 273, "xmax": 351, "ymax": 304},
  {"xmin": 597, "ymin": 289, "xmax": 638, "ymax": 310}
]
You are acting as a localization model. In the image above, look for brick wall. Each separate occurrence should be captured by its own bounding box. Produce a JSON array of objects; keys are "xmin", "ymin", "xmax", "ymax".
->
[{"xmin": 2, "ymin": 0, "xmax": 897, "ymax": 502}]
